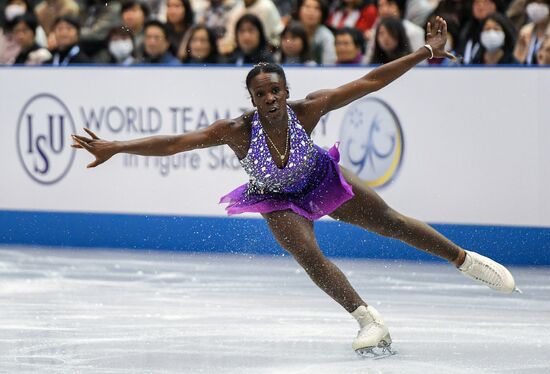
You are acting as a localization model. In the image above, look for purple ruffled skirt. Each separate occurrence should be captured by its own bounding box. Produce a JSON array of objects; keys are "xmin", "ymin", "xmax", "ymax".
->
[{"xmin": 219, "ymin": 144, "xmax": 355, "ymax": 220}]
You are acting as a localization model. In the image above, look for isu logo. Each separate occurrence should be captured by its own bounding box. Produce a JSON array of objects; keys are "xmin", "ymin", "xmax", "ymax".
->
[
  {"xmin": 339, "ymin": 98, "xmax": 404, "ymax": 188},
  {"xmin": 16, "ymin": 93, "xmax": 76, "ymax": 185}
]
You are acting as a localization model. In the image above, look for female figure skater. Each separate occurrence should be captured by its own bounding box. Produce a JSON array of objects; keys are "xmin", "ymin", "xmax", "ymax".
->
[{"xmin": 72, "ymin": 17, "xmax": 517, "ymax": 357}]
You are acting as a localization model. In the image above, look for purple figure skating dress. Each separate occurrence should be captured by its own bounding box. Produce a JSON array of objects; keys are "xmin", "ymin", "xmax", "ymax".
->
[{"xmin": 220, "ymin": 105, "xmax": 354, "ymax": 220}]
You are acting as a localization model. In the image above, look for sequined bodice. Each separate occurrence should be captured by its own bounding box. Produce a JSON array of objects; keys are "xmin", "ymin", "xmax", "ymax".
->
[{"xmin": 240, "ymin": 106, "xmax": 322, "ymax": 194}]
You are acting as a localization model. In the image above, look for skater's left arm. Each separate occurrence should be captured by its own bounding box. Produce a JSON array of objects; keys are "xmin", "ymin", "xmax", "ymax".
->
[{"xmin": 302, "ymin": 17, "xmax": 453, "ymax": 125}]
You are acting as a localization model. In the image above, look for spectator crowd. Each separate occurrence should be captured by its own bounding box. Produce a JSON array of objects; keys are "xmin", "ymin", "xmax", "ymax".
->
[{"xmin": 1, "ymin": 0, "xmax": 549, "ymax": 66}]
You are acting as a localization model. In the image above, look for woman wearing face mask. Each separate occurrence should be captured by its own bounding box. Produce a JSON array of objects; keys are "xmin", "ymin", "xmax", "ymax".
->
[
  {"xmin": 457, "ymin": 0, "xmax": 507, "ymax": 65},
  {"xmin": 97, "ymin": 26, "xmax": 136, "ymax": 65},
  {"xmin": 514, "ymin": 0, "xmax": 550, "ymax": 64},
  {"xmin": 473, "ymin": 12, "xmax": 518, "ymax": 65}
]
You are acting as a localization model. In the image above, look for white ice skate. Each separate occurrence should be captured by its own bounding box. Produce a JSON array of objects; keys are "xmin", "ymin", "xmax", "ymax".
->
[
  {"xmin": 458, "ymin": 250, "xmax": 519, "ymax": 293},
  {"xmin": 351, "ymin": 305, "xmax": 395, "ymax": 358}
]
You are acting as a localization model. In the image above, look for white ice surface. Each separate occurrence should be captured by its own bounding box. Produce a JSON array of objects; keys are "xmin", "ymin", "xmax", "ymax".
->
[{"xmin": 1, "ymin": 247, "xmax": 549, "ymax": 374}]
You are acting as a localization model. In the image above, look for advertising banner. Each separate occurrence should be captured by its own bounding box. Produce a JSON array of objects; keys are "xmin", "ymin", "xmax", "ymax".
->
[{"xmin": 2, "ymin": 66, "xmax": 548, "ymax": 227}]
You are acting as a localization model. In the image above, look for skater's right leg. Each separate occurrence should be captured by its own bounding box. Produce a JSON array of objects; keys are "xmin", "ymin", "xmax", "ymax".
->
[{"xmin": 263, "ymin": 210, "xmax": 393, "ymax": 355}]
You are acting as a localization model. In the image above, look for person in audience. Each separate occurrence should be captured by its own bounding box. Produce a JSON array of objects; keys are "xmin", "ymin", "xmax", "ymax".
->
[
  {"xmin": 366, "ymin": 15, "xmax": 411, "ymax": 64},
  {"xmin": 34, "ymin": 0, "xmax": 79, "ymax": 35},
  {"xmin": 334, "ymin": 26, "xmax": 365, "ymax": 64},
  {"xmin": 196, "ymin": 0, "xmax": 237, "ymax": 39},
  {"xmin": 514, "ymin": 0, "xmax": 550, "ymax": 64},
  {"xmin": 223, "ymin": 13, "xmax": 274, "ymax": 65},
  {"xmin": 181, "ymin": 24, "xmax": 219, "ymax": 63},
  {"xmin": 138, "ymin": 19, "xmax": 180, "ymax": 64},
  {"xmin": 472, "ymin": 12, "xmax": 518, "ymax": 64},
  {"xmin": 218, "ymin": 0, "xmax": 284, "ymax": 55},
  {"xmin": 457, "ymin": 0, "xmax": 507, "ymax": 64},
  {"xmin": 12, "ymin": 13, "xmax": 51, "ymax": 63},
  {"xmin": 404, "ymin": 0, "xmax": 440, "ymax": 27},
  {"xmin": 121, "ymin": 0, "xmax": 149, "ymax": 58},
  {"xmin": 165, "ymin": 0, "xmax": 193, "ymax": 51},
  {"xmin": 294, "ymin": 0, "xmax": 336, "ymax": 64},
  {"xmin": 3, "ymin": 0, "xmax": 28, "ymax": 25},
  {"xmin": 1, "ymin": 0, "xmax": 24, "ymax": 64},
  {"xmin": 273, "ymin": 0, "xmax": 294, "ymax": 25},
  {"xmin": 45, "ymin": 14, "xmax": 89, "ymax": 64},
  {"xmin": 364, "ymin": 0, "xmax": 426, "ymax": 65},
  {"xmin": 2, "ymin": 0, "xmax": 49, "ymax": 62},
  {"xmin": 275, "ymin": 20, "xmax": 314, "ymax": 64},
  {"xmin": 141, "ymin": 0, "xmax": 165, "ymax": 19},
  {"xmin": 535, "ymin": 32, "xmax": 550, "ymax": 62},
  {"xmin": 327, "ymin": 0, "xmax": 377, "ymax": 34},
  {"xmin": 507, "ymin": 0, "xmax": 529, "ymax": 31},
  {"xmin": 79, "ymin": 0, "xmax": 122, "ymax": 57},
  {"xmin": 95, "ymin": 25, "xmax": 135, "ymax": 64}
]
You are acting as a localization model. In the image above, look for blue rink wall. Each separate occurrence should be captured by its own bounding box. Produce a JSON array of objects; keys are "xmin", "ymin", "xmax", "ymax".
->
[{"xmin": 1, "ymin": 210, "xmax": 549, "ymax": 266}]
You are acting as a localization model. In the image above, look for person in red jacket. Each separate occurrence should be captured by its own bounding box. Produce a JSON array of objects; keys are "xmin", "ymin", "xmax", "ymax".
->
[{"xmin": 327, "ymin": 0, "xmax": 377, "ymax": 34}]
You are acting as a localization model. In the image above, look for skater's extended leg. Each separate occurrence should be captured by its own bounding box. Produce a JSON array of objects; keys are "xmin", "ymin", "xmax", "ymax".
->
[
  {"xmin": 262, "ymin": 210, "xmax": 366, "ymax": 313},
  {"xmin": 330, "ymin": 167, "xmax": 465, "ymax": 265},
  {"xmin": 331, "ymin": 167, "xmax": 517, "ymax": 293}
]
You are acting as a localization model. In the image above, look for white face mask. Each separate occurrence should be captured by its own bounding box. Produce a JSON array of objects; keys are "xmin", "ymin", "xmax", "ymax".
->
[
  {"xmin": 4, "ymin": 4, "xmax": 26, "ymax": 21},
  {"xmin": 109, "ymin": 39, "xmax": 133, "ymax": 60},
  {"xmin": 480, "ymin": 30, "xmax": 505, "ymax": 52},
  {"xmin": 526, "ymin": 2, "xmax": 550, "ymax": 24}
]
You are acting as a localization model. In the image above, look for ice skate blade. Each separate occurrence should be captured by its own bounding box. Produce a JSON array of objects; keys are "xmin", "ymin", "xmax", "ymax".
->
[{"xmin": 355, "ymin": 345, "xmax": 396, "ymax": 359}]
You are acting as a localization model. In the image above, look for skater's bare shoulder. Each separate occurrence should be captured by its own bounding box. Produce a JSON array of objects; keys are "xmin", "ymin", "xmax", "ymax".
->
[{"xmin": 218, "ymin": 110, "xmax": 255, "ymax": 159}]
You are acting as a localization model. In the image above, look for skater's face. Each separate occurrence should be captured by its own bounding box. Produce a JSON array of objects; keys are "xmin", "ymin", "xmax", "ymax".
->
[{"xmin": 248, "ymin": 72, "xmax": 289, "ymax": 123}]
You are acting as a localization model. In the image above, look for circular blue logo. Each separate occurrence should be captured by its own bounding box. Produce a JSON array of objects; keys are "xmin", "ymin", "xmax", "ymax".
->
[
  {"xmin": 16, "ymin": 93, "xmax": 76, "ymax": 185},
  {"xmin": 339, "ymin": 98, "xmax": 404, "ymax": 188}
]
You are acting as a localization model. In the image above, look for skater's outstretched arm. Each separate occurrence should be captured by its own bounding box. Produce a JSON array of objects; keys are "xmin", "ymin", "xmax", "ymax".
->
[
  {"xmin": 71, "ymin": 118, "xmax": 241, "ymax": 168},
  {"xmin": 300, "ymin": 17, "xmax": 453, "ymax": 127}
]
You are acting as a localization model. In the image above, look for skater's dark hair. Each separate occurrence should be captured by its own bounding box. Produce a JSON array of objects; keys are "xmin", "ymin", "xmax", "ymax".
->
[{"xmin": 245, "ymin": 63, "xmax": 287, "ymax": 92}]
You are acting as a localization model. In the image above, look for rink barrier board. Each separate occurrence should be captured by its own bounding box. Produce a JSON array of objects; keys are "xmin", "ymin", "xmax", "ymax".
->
[
  {"xmin": 1, "ymin": 210, "xmax": 549, "ymax": 266},
  {"xmin": 2, "ymin": 66, "xmax": 550, "ymax": 228}
]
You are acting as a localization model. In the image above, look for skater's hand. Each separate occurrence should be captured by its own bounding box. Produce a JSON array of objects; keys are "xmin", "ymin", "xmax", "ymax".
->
[
  {"xmin": 71, "ymin": 128, "xmax": 117, "ymax": 168},
  {"xmin": 426, "ymin": 16, "xmax": 457, "ymax": 61}
]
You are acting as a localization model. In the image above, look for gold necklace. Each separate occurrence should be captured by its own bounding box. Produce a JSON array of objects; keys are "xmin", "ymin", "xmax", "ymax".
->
[{"xmin": 263, "ymin": 125, "xmax": 290, "ymax": 162}]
